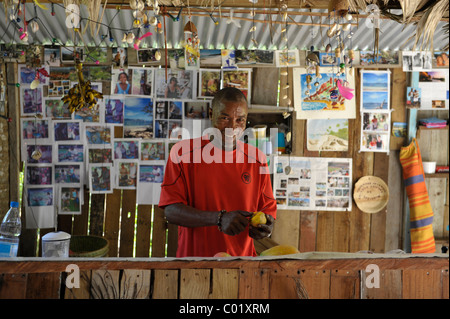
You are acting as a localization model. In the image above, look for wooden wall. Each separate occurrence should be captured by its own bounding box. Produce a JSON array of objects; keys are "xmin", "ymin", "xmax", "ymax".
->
[{"xmin": 1, "ymin": 60, "xmax": 448, "ymax": 258}]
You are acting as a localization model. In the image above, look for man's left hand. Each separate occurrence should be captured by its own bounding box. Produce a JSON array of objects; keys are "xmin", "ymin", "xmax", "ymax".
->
[{"xmin": 249, "ymin": 214, "xmax": 275, "ymax": 240}]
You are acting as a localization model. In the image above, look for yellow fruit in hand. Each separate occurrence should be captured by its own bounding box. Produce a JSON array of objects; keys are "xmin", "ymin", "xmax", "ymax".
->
[
  {"xmin": 259, "ymin": 245, "xmax": 300, "ymax": 256},
  {"xmin": 250, "ymin": 211, "xmax": 267, "ymax": 227}
]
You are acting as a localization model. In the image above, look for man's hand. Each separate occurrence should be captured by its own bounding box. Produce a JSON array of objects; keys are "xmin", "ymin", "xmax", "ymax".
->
[
  {"xmin": 249, "ymin": 214, "xmax": 275, "ymax": 240},
  {"xmin": 220, "ymin": 210, "xmax": 253, "ymax": 236}
]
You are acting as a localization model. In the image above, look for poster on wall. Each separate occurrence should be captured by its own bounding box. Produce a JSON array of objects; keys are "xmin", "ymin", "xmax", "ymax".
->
[
  {"xmin": 273, "ymin": 156, "xmax": 352, "ymax": 211},
  {"xmin": 359, "ymin": 70, "xmax": 391, "ymax": 153},
  {"xmin": 417, "ymin": 69, "xmax": 449, "ymax": 109},
  {"xmin": 293, "ymin": 67, "xmax": 356, "ymax": 120},
  {"xmin": 306, "ymin": 119, "xmax": 348, "ymax": 152}
]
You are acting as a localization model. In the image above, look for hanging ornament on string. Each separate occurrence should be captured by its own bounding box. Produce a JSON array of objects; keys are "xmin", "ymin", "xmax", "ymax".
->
[{"xmin": 184, "ymin": 19, "xmax": 200, "ymax": 67}]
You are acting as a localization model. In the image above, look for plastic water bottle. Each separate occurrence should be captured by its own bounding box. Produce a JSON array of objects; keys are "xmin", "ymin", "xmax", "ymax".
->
[{"xmin": 0, "ymin": 201, "xmax": 21, "ymax": 257}]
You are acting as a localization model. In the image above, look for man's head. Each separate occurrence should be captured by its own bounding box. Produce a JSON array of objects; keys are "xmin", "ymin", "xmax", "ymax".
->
[{"xmin": 210, "ymin": 87, "xmax": 248, "ymax": 150}]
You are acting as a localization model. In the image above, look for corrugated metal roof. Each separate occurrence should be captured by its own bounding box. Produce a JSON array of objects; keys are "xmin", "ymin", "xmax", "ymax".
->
[{"xmin": 0, "ymin": 3, "xmax": 448, "ymax": 51}]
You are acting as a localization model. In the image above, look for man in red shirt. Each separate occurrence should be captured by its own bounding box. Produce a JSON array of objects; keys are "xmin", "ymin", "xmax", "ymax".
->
[{"xmin": 159, "ymin": 87, "xmax": 276, "ymax": 257}]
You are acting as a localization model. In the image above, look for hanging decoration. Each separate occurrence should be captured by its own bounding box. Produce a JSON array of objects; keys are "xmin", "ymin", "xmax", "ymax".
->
[{"xmin": 61, "ymin": 61, "xmax": 103, "ymax": 113}]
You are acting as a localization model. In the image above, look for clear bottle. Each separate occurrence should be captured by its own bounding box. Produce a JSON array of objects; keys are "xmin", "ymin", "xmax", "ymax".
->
[{"xmin": 0, "ymin": 201, "xmax": 21, "ymax": 257}]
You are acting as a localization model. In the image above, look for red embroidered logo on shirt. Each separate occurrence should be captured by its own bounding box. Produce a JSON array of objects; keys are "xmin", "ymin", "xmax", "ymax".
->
[{"xmin": 241, "ymin": 172, "xmax": 251, "ymax": 184}]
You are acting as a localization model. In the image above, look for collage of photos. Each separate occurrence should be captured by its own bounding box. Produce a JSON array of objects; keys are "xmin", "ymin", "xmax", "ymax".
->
[
  {"xmin": 273, "ymin": 156, "xmax": 352, "ymax": 211},
  {"xmin": 360, "ymin": 70, "xmax": 391, "ymax": 153},
  {"xmin": 417, "ymin": 69, "xmax": 449, "ymax": 109}
]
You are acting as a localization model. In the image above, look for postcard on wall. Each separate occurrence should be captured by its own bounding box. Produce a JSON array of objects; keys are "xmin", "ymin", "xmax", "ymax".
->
[
  {"xmin": 200, "ymin": 49, "xmax": 222, "ymax": 67},
  {"xmin": 24, "ymin": 186, "xmax": 55, "ymax": 229},
  {"xmin": 112, "ymin": 47, "xmax": 127, "ymax": 68},
  {"xmin": 198, "ymin": 69, "xmax": 221, "ymax": 98},
  {"xmin": 115, "ymin": 160, "xmax": 138, "ymax": 189},
  {"xmin": 433, "ymin": 51, "xmax": 449, "ymax": 68},
  {"xmin": 137, "ymin": 162, "xmax": 165, "ymax": 205},
  {"xmin": 406, "ymin": 86, "xmax": 421, "ymax": 108},
  {"xmin": 154, "ymin": 68, "xmax": 195, "ymax": 99},
  {"xmin": 360, "ymin": 70, "xmax": 390, "ymax": 111},
  {"xmin": 56, "ymin": 143, "xmax": 84, "ymax": 163},
  {"xmin": 129, "ymin": 67, "xmax": 154, "ymax": 96},
  {"xmin": 402, "ymin": 51, "xmax": 433, "ymax": 72},
  {"xmin": 360, "ymin": 111, "xmax": 391, "ymax": 153},
  {"xmin": 359, "ymin": 50, "xmax": 399, "ymax": 66},
  {"xmin": 123, "ymin": 96, "xmax": 154, "ymax": 138},
  {"xmin": 58, "ymin": 186, "xmax": 82, "ymax": 215},
  {"xmin": 44, "ymin": 47, "xmax": 61, "ymax": 67},
  {"xmin": 417, "ymin": 69, "xmax": 449, "ymax": 109},
  {"xmin": 21, "ymin": 86, "xmax": 43, "ymax": 116},
  {"xmin": 392, "ymin": 122, "xmax": 407, "ymax": 138},
  {"xmin": 137, "ymin": 49, "xmax": 162, "ymax": 65},
  {"xmin": 140, "ymin": 140, "xmax": 166, "ymax": 161},
  {"xmin": 54, "ymin": 164, "xmax": 83, "ymax": 185},
  {"xmin": 19, "ymin": 64, "xmax": 49, "ymax": 85},
  {"xmin": 84, "ymin": 124, "xmax": 113, "ymax": 147},
  {"xmin": 111, "ymin": 68, "xmax": 133, "ymax": 95},
  {"xmin": 307, "ymin": 119, "xmax": 349, "ymax": 152},
  {"xmin": 25, "ymin": 144, "xmax": 53, "ymax": 164},
  {"xmin": 273, "ymin": 156, "xmax": 352, "ymax": 211},
  {"xmin": 275, "ymin": 50, "xmax": 300, "ymax": 67},
  {"xmin": 53, "ymin": 120, "xmax": 82, "ymax": 143},
  {"xmin": 104, "ymin": 95, "xmax": 124, "ymax": 125},
  {"xmin": 293, "ymin": 67, "xmax": 356, "ymax": 119},
  {"xmin": 89, "ymin": 164, "xmax": 114, "ymax": 194},
  {"xmin": 221, "ymin": 50, "xmax": 237, "ymax": 69},
  {"xmin": 21, "ymin": 118, "xmax": 52, "ymax": 145},
  {"xmin": 235, "ymin": 50, "xmax": 275, "ymax": 66},
  {"xmin": 44, "ymin": 98, "xmax": 72, "ymax": 120},
  {"xmin": 221, "ymin": 69, "xmax": 251, "ymax": 100},
  {"xmin": 114, "ymin": 138, "xmax": 140, "ymax": 160},
  {"xmin": 25, "ymin": 165, "xmax": 53, "ymax": 186}
]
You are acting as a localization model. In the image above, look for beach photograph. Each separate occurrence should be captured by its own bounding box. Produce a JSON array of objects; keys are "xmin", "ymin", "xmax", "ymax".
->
[
  {"xmin": 124, "ymin": 96, "xmax": 153, "ymax": 139},
  {"xmin": 307, "ymin": 119, "xmax": 348, "ymax": 151},
  {"xmin": 362, "ymin": 91, "xmax": 389, "ymax": 110},
  {"xmin": 200, "ymin": 49, "xmax": 222, "ymax": 66},
  {"xmin": 362, "ymin": 71, "xmax": 389, "ymax": 91}
]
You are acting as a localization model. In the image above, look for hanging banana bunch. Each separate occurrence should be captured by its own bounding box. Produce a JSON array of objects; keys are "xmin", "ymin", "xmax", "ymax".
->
[{"xmin": 61, "ymin": 60, "xmax": 103, "ymax": 113}]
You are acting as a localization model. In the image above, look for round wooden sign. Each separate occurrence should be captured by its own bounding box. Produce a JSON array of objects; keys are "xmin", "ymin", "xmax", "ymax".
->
[{"xmin": 353, "ymin": 176, "xmax": 389, "ymax": 213}]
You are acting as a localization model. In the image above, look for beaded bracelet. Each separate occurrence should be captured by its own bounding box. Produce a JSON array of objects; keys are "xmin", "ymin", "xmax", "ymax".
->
[{"xmin": 217, "ymin": 209, "xmax": 226, "ymax": 232}]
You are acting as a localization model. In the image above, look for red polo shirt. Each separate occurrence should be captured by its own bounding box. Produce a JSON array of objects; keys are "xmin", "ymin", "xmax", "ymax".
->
[{"xmin": 159, "ymin": 136, "xmax": 277, "ymax": 257}]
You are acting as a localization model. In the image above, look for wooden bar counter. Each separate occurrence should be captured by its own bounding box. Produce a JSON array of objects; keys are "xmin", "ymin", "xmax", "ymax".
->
[{"xmin": 0, "ymin": 252, "xmax": 448, "ymax": 299}]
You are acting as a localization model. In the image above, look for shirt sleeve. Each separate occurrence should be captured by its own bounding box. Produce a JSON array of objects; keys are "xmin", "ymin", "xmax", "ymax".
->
[{"xmin": 158, "ymin": 151, "xmax": 188, "ymax": 209}]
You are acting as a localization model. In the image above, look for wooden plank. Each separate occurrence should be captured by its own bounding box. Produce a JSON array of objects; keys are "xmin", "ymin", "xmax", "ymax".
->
[
  {"xmin": 251, "ymin": 68, "xmax": 279, "ymax": 106},
  {"xmin": 166, "ymin": 222, "xmax": 178, "ymax": 257},
  {"xmin": 0, "ymin": 273, "xmax": 27, "ymax": 299},
  {"xmin": 442, "ymin": 269, "xmax": 449, "ymax": 299},
  {"xmin": 119, "ymin": 189, "xmax": 137, "ymax": 257},
  {"xmin": 64, "ymin": 270, "xmax": 92, "ymax": 299},
  {"xmin": 238, "ymin": 267, "xmax": 270, "ymax": 299},
  {"xmin": 271, "ymin": 210, "xmax": 300, "ymax": 250},
  {"xmin": 299, "ymin": 269, "xmax": 330, "ymax": 299},
  {"xmin": 135, "ymin": 204, "xmax": 152, "ymax": 257},
  {"xmin": 299, "ymin": 211, "xmax": 317, "ymax": 252},
  {"xmin": 89, "ymin": 194, "xmax": 105, "ymax": 237},
  {"xmin": 210, "ymin": 268, "xmax": 239, "ymax": 299},
  {"xmin": 90, "ymin": 269, "xmax": 120, "ymax": 299},
  {"xmin": 268, "ymin": 268, "xmax": 299, "ymax": 299},
  {"xmin": 316, "ymin": 212, "xmax": 334, "ymax": 251},
  {"xmin": 330, "ymin": 269, "xmax": 360, "ymax": 299},
  {"xmin": 425, "ymin": 178, "xmax": 447, "ymax": 239},
  {"xmin": 152, "ymin": 205, "xmax": 168, "ymax": 257},
  {"xmin": 104, "ymin": 189, "xmax": 122, "ymax": 257},
  {"xmin": 361, "ymin": 269, "xmax": 402, "ymax": 299},
  {"xmin": 403, "ymin": 269, "xmax": 443, "ymax": 299},
  {"xmin": 179, "ymin": 269, "xmax": 210, "ymax": 299},
  {"xmin": 120, "ymin": 269, "xmax": 151, "ymax": 299},
  {"xmin": 390, "ymin": 67, "xmax": 407, "ymax": 150},
  {"xmin": 25, "ymin": 272, "xmax": 61, "ymax": 299},
  {"xmin": 333, "ymin": 212, "xmax": 350, "ymax": 252},
  {"xmin": 152, "ymin": 269, "xmax": 178, "ymax": 299}
]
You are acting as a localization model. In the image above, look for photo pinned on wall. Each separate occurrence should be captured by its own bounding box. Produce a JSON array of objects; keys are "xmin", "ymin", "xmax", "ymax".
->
[
  {"xmin": 26, "ymin": 186, "xmax": 54, "ymax": 208},
  {"xmin": 89, "ymin": 164, "xmax": 113, "ymax": 194},
  {"xmin": 318, "ymin": 52, "xmax": 339, "ymax": 67},
  {"xmin": 136, "ymin": 48, "xmax": 162, "ymax": 65},
  {"xmin": 44, "ymin": 47, "xmax": 61, "ymax": 67},
  {"xmin": 221, "ymin": 69, "xmax": 251, "ymax": 100},
  {"xmin": 292, "ymin": 67, "xmax": 356, "ymax": 120},
  {"xmin": 406, "ymin": 87, "xmax": 421, "ymax": 108},
  {"xmin": 360, "ymin": 131, "xmax": 390, "ymax": 153},
  {"xmin": 59, "ymin": 186, "xmax": 82, "ymax": 215},
  {"xmin": 275, "ymin": 50, "xmax": 300, "ymax": 67},
  {"xmin": 360, "ymin": 70, "xmax": 390, "ymax": 111},
  {"xmin": 26, "ymin": 144, "xmax": 53, "ymax": 164},
  {"xmin": 235, "ymin": 50, "xmax": 275, "ymax": 66},
  {"xmin": 88, "ymin": 148, "xmax": 113, "ymax": 164},
  {"xmin": 53, "ymin": 120, "xmax": 82, "ymax": 142},
  {"xmin": 140, "ymin": 140, "xmax": 166, "ymax": 161},
  {"xmin": 112, "ymin": 47, "xmax": 127, "ymax": 68},
  {"xmin": 21, "ymin": 86, "xmax": 43, "ymax": 116},
  {"xmin": 221, "ymin": 49, "xmax": 237, "ymax": 69},
  {"xmin": 198, "ymin": 69, "xmax": 221, "ymax": 98},
  {"xmin": 24, "ymin": 187, "xmax": 55, "ymax": 229},
  {"xmin": 123, "ymin": 96, "xmax": 153, "ymax": 138},
  {"xmin": 85, "ymin": 47, "xmax": 108, "ymax": 64},
  {"xmin": 104, "ymin": 95, "xmax": 124, "ymax": 124},
  {"xmin": 54, "ymin": 164, "xmax": 82, "ymax": 184},
  {"xmin": 362, "ymin": 112, "xmax": 390, "ymax": 133},
  {"xmin": 402, "ymin": 51, "xmax": 433, "ymax": 72},
  {"xmin": 21, "ymin": 118, "xmax": 51, "ymax": 144},
  {"xmin": 44, "ymin": 98, "xmax": 72, "ymax": 120},
  {"xmin": 56, "ymin": 144, "xmax": 84, "ymax": 163},
  {"xmin": 392, "ymin": 122, "xmax": 407, "ymax": 138},
  {"xmin": 185, "ymin": 100, "xmax": 211, "ymax": 119},
  {"xmin": 19, "ymin": 64, "xmax": 49, "ymax": 85},
  {"xmin": 111, "ymin": 68, "xmax": 133, "ymax": 95},
  {"xmin": 359, "ymin": 50, "xmax": 399, "ymax": 66},
  {"xmin": 116, "ymin": 160, "xmax": 138, "ymax": 189},
  {"xmin": 137, "ymin": 163, "xmax": 165, "ymax": 205},
  {"xmin": 74, "ymin": 103, "xmax": 101, "ymax": 123},
  {"xmin": 48, "ymin": 79, "xmax": 71, "ymax": 97},
  {"xmin": 200, "ymin": 49, "xmax": 222, "ymax": 67},
  {"xmin": 60, "ymin": 46, "xmax": 85, "ymax": 63},
  {"xmin": 154, "ymin": 68, "xmax": 195, "ymax": 99},
  {"xmin": 417, "ymin": 69, "xmax": 449, "ymax": 109},
  {"xmin": 433, "ymin": 51, "xmax": 449, "ymax": 68},
  {"xmin": 84, "ymin": 124, "xmax": 113, "ymax": 146},
  {"xmin": 167, "ymin": 49, "xmax": 186, "ymax": 70},
  {"xmin": 129, "ymin": 67, "xmax": 154, "ymax": 96},
  {"xmin": 25, "ymin": 165, "xmax": 53, "ymax": 186},
  {"xmin": 114, "ymin": 139, "xmax": 140, "ymax": 160}
]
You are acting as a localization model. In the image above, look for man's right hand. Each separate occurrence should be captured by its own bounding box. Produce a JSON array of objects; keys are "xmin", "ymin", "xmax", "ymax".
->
[{"xmin": 220, "ymin": 210, "xmax": 253, "ymax": 236}]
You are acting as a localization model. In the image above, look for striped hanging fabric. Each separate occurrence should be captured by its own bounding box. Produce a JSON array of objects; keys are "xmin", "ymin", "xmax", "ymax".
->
[{"xmin": 399, "ymin": 138, "xmax": 436, "ymax": 253}]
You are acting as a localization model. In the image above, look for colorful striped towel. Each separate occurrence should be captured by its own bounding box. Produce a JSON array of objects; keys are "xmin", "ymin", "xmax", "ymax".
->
[{"xmin": 399, "ymin": 138, "xmax": 436, "ymax": 253}]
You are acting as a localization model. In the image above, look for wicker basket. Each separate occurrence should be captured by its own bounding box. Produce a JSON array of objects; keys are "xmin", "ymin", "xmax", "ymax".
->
[{"xmin": 69, "ymin": 235, "xmax": 109, "ymax": 257}]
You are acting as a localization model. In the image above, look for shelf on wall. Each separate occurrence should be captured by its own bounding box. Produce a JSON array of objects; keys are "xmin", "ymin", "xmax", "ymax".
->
[
  {"xmin": 417, "ymin": 125, "xmax": 449, "ymax": 131},
  {"xmin": 425, "ymin": 173, "xmax": 449, "ymax": 179},
  {"xmin": 248, "ymin": 104, "xmax": 294, "ymax": 114}
]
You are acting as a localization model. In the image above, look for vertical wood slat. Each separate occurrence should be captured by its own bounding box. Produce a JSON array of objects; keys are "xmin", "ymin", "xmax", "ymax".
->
[
  {"xmin": 120, "ymin": 269, "xmax": 151, "ymax": 299},
  {"xmin": 299, "ymin": 269, "xmax": 331, "ymax": 299},
  {"xmin": 210, "ymin": 269, "xmax": 239, "ymax": 299},
  {"xmin": 330, "ymin": 269, "xmax": 360, "ymax": 299},
  {"xmin": 119, "ymin": 189, "xmax": 137, "ymax": 257},
  {"xmin": 361, "ymin": 269, "xmax": 402, "ymax": 299},
  {"xmin": 72, "ymin": 187, "xmax": 90, "ymax": 235},
  {"xmin": 104, "ymin": 189, "xmax": 122, "ymax": 257},
  {"xmin": 238, "ymin": 267, "xmax": 270, "ymax": 299},
  {"xmin": 64, "ymin": 270, "xmax": 92, "ymax": 299},
  {"xmin": 179, "ymin": 269, "xmax": 211, "ymax": 299},
  {"xmin": 135, "ymin": 204, "xmax": 153, "ymax": 257},
  {"xmin": 89, "ymin": 194, "xmax": 105, "ymax": 236},
  {"xmin": 152, "ymin": 269, "xmax": 179, "ymax": 299},
  {"xmin": 299, "ymin": 211, "xmax": 317, "ymax": 252},
  {"xmin": 0, "ymin": 273, "xmax": 27, "ymax": 299},
  {"xmin": 152, "ymin": 205, "xmax": 168, "ymax": 257},
  {"xmin": 25, "ymin": 272, "xmax": 61, "ymax": 299},
  {"xmin": 90, "ymin": 269, "xmax": 120, "ymax": 299},
  {"xmin": 402, "ymin": 269, "xmax": 444, "ymax": 299}
]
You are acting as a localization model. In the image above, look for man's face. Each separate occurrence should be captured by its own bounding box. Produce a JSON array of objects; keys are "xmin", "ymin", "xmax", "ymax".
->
[{"xmin": 212, "ymin": 100, "xmax": 248, "ymax": 150}]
